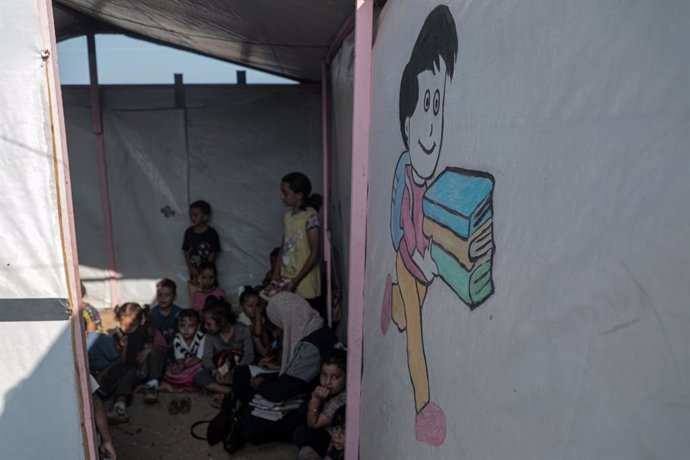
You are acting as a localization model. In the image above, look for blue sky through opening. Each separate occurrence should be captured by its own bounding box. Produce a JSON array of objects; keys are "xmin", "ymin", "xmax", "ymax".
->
[{"xmin": 57, "ymin": 34, "xmax": 297, "ymax": 85}]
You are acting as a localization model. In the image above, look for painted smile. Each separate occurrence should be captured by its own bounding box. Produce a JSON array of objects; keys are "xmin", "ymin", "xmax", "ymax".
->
[{"xmin": 418, "ymin": 139, "xmax": 436, "ymax": 154}]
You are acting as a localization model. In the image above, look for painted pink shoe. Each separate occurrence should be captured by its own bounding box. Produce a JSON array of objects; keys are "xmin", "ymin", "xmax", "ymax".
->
[
  {"xmin": 380, "ymin": 274, "xmax": 392, "ymax": 335},
  {"xmin": 415, "ymin": 401, "xmax": 446, "ymax": 446}
]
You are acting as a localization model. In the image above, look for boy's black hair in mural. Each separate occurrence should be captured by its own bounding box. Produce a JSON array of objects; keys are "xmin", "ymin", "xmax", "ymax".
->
[{"xmin": 399, "ymin": 5, "xmax": 458, "ymax": 149}]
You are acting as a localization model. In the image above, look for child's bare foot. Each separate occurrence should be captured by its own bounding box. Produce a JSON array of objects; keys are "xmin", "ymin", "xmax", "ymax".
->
[
  {"xmin": 210, "ymin": 393, "xmax": 224, "ymax": 409},
  {"xmin": 143, "ymin": 386, "xmax": 159, "ymax": 404}
]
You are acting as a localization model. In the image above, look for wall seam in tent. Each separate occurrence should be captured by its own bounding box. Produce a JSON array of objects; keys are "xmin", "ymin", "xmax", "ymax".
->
[
  {"xmin": 87, "ymin": 32, "xmax": 120, "ymax": 308},
  {"xmin": 346, "ymin": 1, "xmax": 373, "ymax": 459},
  {"xmin": 322, "ymin": 59, "xmax": 333, "ymax": 327}
]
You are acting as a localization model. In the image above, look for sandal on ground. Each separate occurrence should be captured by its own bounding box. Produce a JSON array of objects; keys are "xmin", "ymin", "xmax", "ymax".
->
[
  {"xmin": 178, "ymin": 397, "xmax": 192, "ymax": 414},
  {"xmin": 168, "ymin": 399, "xmax": 180, "ymax": 415},
  {"xmin": 144, "ymin": 386, "xmax": 159, "ymax": 404},
  {"xmin": 106, "ymin": 406, "xmax": 129, "ymax": 425}
]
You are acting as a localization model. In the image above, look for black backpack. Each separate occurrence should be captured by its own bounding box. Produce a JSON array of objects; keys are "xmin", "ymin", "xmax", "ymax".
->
[{"xmin": 190, "ymin": 394, "xmax": 241, "ymax": 452}]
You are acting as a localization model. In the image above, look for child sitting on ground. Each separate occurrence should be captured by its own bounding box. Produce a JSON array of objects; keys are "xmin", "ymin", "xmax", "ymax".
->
[
  {"xmin": 145, "ymin": 278, "xmax": 182, "ymax": 402},
  {"xmin": 293, "ymin": 348, "xmax": 347, "ymax": 457},
  {"xmin": 193, "ymin": 298, "xmax": 254, "ymax": 396},
  {"xmin": 237, "ymin": 285, "xmax": 275, "ymax": 359},
  {"xmin": 182, "ymin": 200, "xmax": 221, "ymax": 301},
  {"xmin": 191, "ymin": 262, "xmax": 227, "ymax": 312},
  {"xmin": 108, "ymin": 303, "xmax": 156, "ymax": 423},
  {"xmin": 80, "ymin": 281, "xmax": 104, "ymax": 333},
  {"xmin": 298, "ymin": 406, "xmax": 346, "ymax": 460},
  {"xmin": 162, "ymin": 309, "xmax": 206, "ymax": 393}
]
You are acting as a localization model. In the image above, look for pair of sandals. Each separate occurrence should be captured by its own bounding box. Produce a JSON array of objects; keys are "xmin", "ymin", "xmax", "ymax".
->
[{"xmin": 168, "ymin": 397, "xmax": 192, "ymax": 415}]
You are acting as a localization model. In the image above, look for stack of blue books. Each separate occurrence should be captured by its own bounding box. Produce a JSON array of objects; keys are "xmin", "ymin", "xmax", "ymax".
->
[{"xmin": 422, "ymin": 168, "xmax": 495, "ymax": 309}]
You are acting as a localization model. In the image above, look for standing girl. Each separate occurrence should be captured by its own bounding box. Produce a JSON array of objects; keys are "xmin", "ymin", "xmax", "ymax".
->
[
  {"xmin": 272, "ymin": 172, "xmax": 323, "ymax": 313},
  {"xmin": 192, "ymin": 262, "xmax": 227, "ymax": 312}
]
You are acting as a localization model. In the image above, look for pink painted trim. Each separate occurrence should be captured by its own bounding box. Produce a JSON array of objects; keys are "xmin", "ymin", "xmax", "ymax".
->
[
  {"xmin": 345, "ymin": 1, "xmax": 373, "ymax": 459},
  {"xmin": 321, "ymin": 60, "xmax": 333, "ymax": 327},
  {"xmin": 87, "ymin": 33, "xmax": 121, "ymax": 307},
  {"xmin": 41, "ymin": 2, "xmax": 98, "ymax": 458}
]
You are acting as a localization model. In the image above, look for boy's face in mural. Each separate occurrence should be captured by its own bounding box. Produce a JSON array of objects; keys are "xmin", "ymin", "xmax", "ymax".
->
[{"xmin": 406, "ymin": 58, "xmax": 447, "ymax": 183}]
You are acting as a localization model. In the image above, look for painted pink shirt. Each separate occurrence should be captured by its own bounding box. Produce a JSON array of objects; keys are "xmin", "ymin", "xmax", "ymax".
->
[
  {"xmin": 399, "ymin": 165, "xmax": 429, "ymax": 282},
  {"xmin": 192, "ymin": 287, "xmax": 227, "ymax": 312}
]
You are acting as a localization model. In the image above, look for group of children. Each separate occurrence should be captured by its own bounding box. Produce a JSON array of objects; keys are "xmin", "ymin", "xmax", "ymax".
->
[{"xmin": 83, "ymin": 172, "xmax": 346, "ymax": 459}]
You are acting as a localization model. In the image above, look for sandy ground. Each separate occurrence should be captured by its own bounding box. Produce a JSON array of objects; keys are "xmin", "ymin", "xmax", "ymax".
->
[
  {"xmin": 99, "ymin": 309, "xmax": 298, "ymax": 460},
  {"xmin": 110, "ymin": 391, "xmax": 297, "ymax": 460}
]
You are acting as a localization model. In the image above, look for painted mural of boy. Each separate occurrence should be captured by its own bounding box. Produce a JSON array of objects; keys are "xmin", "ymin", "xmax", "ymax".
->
[{"xmin": 380, "ymin": 5, "xmax": 458, "ymax": 446}]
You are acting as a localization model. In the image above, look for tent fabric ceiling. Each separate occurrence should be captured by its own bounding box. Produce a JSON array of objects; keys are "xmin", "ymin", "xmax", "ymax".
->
[{"xmin": 53, "ymin": 0, "xmax": 354, "ymax": 82}]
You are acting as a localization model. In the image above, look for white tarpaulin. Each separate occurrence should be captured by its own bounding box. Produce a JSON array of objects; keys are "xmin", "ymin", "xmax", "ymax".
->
[
  {"xmin": 328, "ymin": 32, "xmax": 355, "ymax": 335},
  {"xmin": 0, "ymin": 1, "xmax": 87, "ymax": 458},
  {"xmin": 63, "ymin": 84, "xmax": 323, "ymax": 308},
  {"xmin": 361, "ymin": 0, "xmax": 690, "ymax": 458}
]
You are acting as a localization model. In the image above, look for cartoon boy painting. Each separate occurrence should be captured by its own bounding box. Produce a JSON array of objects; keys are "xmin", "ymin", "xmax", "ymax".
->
[
  {"xmin": 380, "ymin": 5, "xmax": 458, "ymax": 446},
  {"xmin": 381, "ymin": 4, "xmax": 496, "ymax": 446}
]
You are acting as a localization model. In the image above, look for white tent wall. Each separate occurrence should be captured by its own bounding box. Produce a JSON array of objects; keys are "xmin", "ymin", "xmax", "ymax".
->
[
  {"xmin": 63, "ymin": 84, "xmax": 323, "ymax": 308},
  {"xmin": 328, "ymin": 32, "xmax": 355, "ymax": 336},
  {"xmin": 1, "ymin": 1, "xmax": 91, "ymax": 458},
  {"xmin": 361, "ymin": 0, "xmax": 690, "ymax": 459}
]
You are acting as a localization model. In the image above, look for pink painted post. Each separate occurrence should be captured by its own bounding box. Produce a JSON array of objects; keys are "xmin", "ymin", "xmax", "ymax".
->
[
  {"xmin": 41, "ymin": 2, "xmax": 98, "ymax": 458},
  {"xmin": 345, "ymin": 1, "xmax": 373, "ymax": 459},
  {"xmin": 321, "ymin": 60, "xmax": 333, "ymax": 327},
  {"xmin": 87, "ymin": 32, "xmax": 120, "ymax": 307}
]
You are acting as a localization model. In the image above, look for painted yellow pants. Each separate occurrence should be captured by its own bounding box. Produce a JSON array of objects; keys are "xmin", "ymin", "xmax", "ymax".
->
[{"xmin": 392, "ymin": 251, "xmax": 429, "ymax": 412}]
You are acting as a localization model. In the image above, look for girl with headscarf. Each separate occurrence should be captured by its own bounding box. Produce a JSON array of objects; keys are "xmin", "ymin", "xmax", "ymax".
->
[{"xmin": 228, "ymin": 292, "xmax": 337, "ymax": 452}]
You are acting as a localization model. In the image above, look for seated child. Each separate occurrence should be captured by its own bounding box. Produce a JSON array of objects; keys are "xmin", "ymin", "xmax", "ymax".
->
[
  {"xmin": 86, "ymin": 329, "xmax": 120, "ymax": 380},
  {"xmin": 108, "ymin": 303, "xmax": 157, "ymax": 423},
  {"xmin": 293, "ymin": 349, "xmax": 347, "ymax": 457},
  {"xmin": 182, "ymin": 200, "xmax": 221, "ymax": 300},
  {"xmin": 262, "ymin": 247, "xmax": 281, "ymax": 287},
  {"xmin": 325, "ymin": 406, "xmax": 345, "ymax": 460},
  {"xmin": 80, "ymin": 281, "xmax": 104, "ymax": 333},
  {"xmin": 238, "ymin": 285, "xmax": 274, "ymax": 359},
  {"xmin": 163, "ymin": 309, "xmax": 206, "ymax": 392},
  {"xmin": 145, "ymin": 278, "xmax": 182, "ymax": 401},
  {"xmin": 193, "ymin": 298, "xmax": 254, "ymax": 395},
  {"xmin": 192, "ymin": 262, "xmax": 227, "ymax": 312}
]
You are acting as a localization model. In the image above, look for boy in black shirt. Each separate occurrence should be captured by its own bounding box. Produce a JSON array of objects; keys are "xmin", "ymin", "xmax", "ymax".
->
[{"xmin": 182, "ymin": 200, "xmax": 221, "ymax": 300}]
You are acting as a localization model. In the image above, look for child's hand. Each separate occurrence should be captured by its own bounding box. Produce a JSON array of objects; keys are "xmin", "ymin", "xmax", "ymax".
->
[
  {"xmin": 184, "ymin": 357, "xmax": 200, "ymax": 367},
  {"xmin": 168, "ymin": 362, "xmax": 184, "ymax": 375},
  {"xmin": 250, "ymin": 376, "xmax": 264, "ymax": 390},
  {"xmin": 283, "ymin": 280, "xmax": 297, "ymax": 292},
  {"xmin": 136, "ymin": 346, "xmax": 151, "ymax": 364},
  {"xmin": 216, "ymin": 372, "xmax": 233, "ymax": 385},
  {"xmin": 311, "ymin": 385, "xmax": 330, "ymax": 401},
  {"xmin": 259, "ymin": 356, "xmax": 280, "ymax": 370}
]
